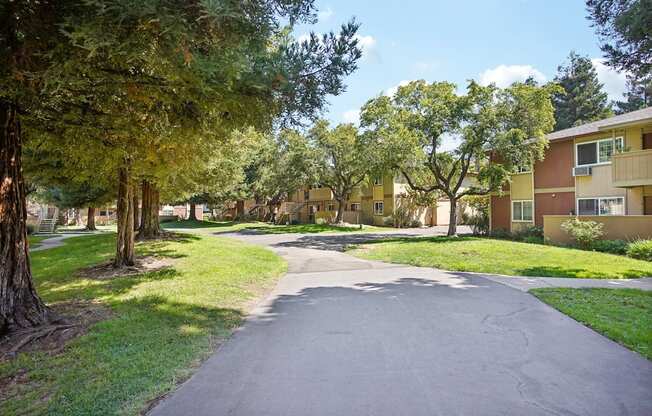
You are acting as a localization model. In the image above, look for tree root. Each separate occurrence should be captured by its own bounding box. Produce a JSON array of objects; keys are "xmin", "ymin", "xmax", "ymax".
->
[{"xmin": 2, "ymin": 322, "xmax": 77, "ymax": 358}]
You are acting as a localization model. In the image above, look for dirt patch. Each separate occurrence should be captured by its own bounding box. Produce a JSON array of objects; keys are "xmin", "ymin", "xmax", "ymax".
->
[
  {"xmin": 75, "ymin": 256, "xmax": 175, "ymax": 280},
  {"xmin": 0, "ymin": 301, "xmax": 113, "ymax": 361}
]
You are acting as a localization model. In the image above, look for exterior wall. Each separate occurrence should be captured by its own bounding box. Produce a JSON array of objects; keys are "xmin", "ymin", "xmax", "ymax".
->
[
  {"xmin": 534, "ymin": 139, "xmax": 574, "ymax": 188},
  {"xmin": 490, "ymin": 195, "xmax": 510, "ymax": 231},
  {"xmin": 575, "ymin": 164, "xmax": 626, "ymax": 199},
  {"xmin": 534, "ymin": 192, "xmax": 575, "ymax": 226},
  {"xmin": 510, "ymin": 172, "xmax": 533, "ymax": 200},
  {"xmin": 544, "ymin": 215, "xmax": 652, "ymax": 244},
  {"xmin": 626, "ymin": 187, "xmax": 645, "ymax": 215}
]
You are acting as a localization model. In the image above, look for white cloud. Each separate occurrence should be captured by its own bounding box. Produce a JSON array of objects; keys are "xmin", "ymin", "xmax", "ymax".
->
[
  {"xmin": 354, "ymin": 35, "xmax": 380, "ymax": 63},
  {"xmin": 479, "ymin": 64, "xmax": 547, "ymax": 88},
  {"xmin": 384, "ymin": 80, "xmax": 413, "ymax": 97},
  {"xmin": 591, "ymin": 58, "xmax": 628, "ymax": 102},
  {"xmin": 342, "ymin": 109, "xmax": 360, "ymax": 125},
  {"xmin": 318, "ymin": 7, "xmax": 334, "ymax": 20}
]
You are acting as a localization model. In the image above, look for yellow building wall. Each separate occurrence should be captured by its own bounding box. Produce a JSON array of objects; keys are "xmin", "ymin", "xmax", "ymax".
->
[
  {"xmin": 575, "ymin": 164, "xmax": 626, "ymax": 198},
  {"xmin": 510, "ymin": 172, "xmax": 533, "ymax": 200},
  {"xmin": 544, "ymin": 215, "xmax": 652, "ymax": 244},
  {"xmin": 627, "ymin": 187, "xmax": 645, "ymax": 215}
]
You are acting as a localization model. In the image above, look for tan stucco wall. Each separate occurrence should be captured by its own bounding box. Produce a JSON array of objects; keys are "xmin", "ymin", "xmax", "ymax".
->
[
  {"xmin": 575, "ymin": 164, "xmax": 626, "ymax": 199},
  {"xmin": 372, "ymin": 185, "xmax": 384, "ymax": 201},
  {"xmin": 544, "ymin": 215, "xmax": 652, "ymax": 244},
  {"xmin": 627, "ymin": 187, "xmax": 645, "ymax": 215},
  {"xmin": 510, "ymin": 172, "xmax": 533, "ymax": 200}
]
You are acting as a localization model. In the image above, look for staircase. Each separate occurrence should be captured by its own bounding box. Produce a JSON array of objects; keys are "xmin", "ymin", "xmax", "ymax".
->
[{"xmin": 38, "ymin": 219, "xmax": 57, "ymax": 233}]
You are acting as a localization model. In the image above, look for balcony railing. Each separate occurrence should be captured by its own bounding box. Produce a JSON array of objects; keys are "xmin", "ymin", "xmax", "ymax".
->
[
  {"xmin": 308, "ymin": 187, "xmax": 333, "ymax": 201},
  {"xmin": 612, "ymin": 149, "xmax": 652, "ymax": 187}
]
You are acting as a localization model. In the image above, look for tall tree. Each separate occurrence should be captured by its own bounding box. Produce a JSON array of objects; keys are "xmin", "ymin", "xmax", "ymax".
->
[
  {"xmin": 586, "ymin": 0, "xmax": 652, "ymax": 78},
  {"xmin": 308, "ymin": 121, "xmax": 374, "ymax": 223},
  {"xmin": 361, "ymin": 80, "xmax": 558, "ymax": 236},
  {"xmin": 552, "ymin": 52, "xmax": 613, "ymax": 130},
  {"xmin": 614, "ymin": 74, "xmax": 652, "ymax": 113},
  {"xmin": 245, "ymin": 129, "xmax": 315, "ymax": 220}
]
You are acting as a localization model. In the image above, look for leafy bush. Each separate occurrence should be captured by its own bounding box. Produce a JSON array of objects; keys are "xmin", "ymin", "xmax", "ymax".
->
[
  {"xmin": 409, "ymin": 219, "xmax": 423, "ymax": 228},
  {"xmin": 626, "ymin": 239, "xmax": 652, "ymax": 261},
  {"xmin": 26, "ymin": 223, "xmax": 37, "ymax": 235},
  {"xmin": 315, "ymin": 217, "xmax": 328, "ymax": 225},
  {"xmin": 561, "ymin": 218, "xmax": 604, "ymax": 249},
  {"xmin": 522, "ymin": 235, "xmax": 544, "ymax": 244},
  {"xmin": 591, "ymin": 239, "xmax": 628, "ymax": 255},
  {"xmin": 513, "ymin": 225, "xmax": 543, "ymax": 241},
  {"xmin": 463, "ymin": 196, "xmax": 489, "ymax": 235},
  {"xmin": 490, "ymin": 229, "xmax": 512, "ymax": 239}
]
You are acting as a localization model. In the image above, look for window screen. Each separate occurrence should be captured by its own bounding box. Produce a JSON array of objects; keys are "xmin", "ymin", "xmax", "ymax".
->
[
  {"xmin": 577, "ymin": 142, "xmax": 597, "ymax": 166},
  {"xmin": 578, "ymin": 199, "xmax": 598, "ymax": 215}
]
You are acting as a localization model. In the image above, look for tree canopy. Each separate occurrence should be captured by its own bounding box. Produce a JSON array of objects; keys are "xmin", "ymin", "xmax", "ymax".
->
[
  {"xmin": 552, "ymin": 52, "xmax": 613, "ymax": 130},
  {"xmin": 361, "ymin": 80, "xmax": 558, "ymax": 235}
]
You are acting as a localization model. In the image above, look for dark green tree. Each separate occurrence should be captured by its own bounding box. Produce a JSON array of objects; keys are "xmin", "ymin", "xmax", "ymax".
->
[
  {"xmin": 552, "ymin": 52, "xmax": 613, "ymax": 130},
  {"xmin": 614, "ymin": 75, "xmax": 652, "ymax": 113},
  {"xmin": 586, "ymin": 0, "xmax": 652, "ymax": 78}
]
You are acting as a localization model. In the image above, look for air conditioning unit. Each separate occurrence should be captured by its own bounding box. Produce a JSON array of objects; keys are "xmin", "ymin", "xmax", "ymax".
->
[{"xmin": 573, "ymin": 166, "xmax": 592, "ymax": 176}]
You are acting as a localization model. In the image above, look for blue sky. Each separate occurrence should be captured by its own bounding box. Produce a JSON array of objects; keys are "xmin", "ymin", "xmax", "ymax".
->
[{"xmin": 294, "ymin": 0, "xmax": 628, "ymax": 126}]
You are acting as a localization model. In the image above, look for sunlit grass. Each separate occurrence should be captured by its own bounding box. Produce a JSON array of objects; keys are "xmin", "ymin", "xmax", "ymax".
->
[
  {"xmin": 1, "ymin": 233, "xmax": 286, "ymax": 415},
  {"xmin": 348, "ymin": 236, "xmax": 652, "ymax": 279},
  {"xmin": 531, "ymin": 288, "xmax": 652, "ymax": 359}
]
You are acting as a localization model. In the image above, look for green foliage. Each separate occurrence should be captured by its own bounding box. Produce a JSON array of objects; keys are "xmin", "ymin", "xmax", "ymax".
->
[
  {"xmin": 586, "ymin": 0, "xmax": 652, "ymax": 79},
  {"xmin": 591, "ymin": 239, "xmax": 628, "ymax": 255},
  {"xmin": 462, "ymin": 196, "xmax": 489, "ymax": 235},
  {"xmin": 626, "ymin": 239, "xmax": 652, "ymax": 261},
  {"xmin": 561, "ymin": 218, "xmax": 605, "ymax": 249},
  {"xmin": 614, "ymin": 75, "xmax": 652, "ymax": 114},
  {"xmin": 308, "ymin": 121, "xmax": 378, "ymax": 222},
  {"xmin": 552, "ymin": 51, "xmax": 613, "ymax": 130},
  {"xmin": 361, "ymin": 79, "xmax": 557, "ymax": 234}
]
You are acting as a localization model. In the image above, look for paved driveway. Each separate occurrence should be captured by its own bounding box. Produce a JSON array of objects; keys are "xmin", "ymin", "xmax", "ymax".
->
[{"xmin": 151, "ymin": 229, "xmax": 652, "ymax": 416}]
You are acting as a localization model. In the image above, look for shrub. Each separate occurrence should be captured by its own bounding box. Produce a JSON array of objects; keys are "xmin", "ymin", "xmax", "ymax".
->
[
  {"xmin": 26, "ymin": 223, "xmax": 37, "ymax": 235},
  {"xmin": 464, "ymin": 196, "xmax": 489, "ymax": 235},
  {"xmin": 626, "ymin": 239, "xmax": 652, "ymax": 261},
  {"xmin": 315, "ymin": 217, "xmax": 328, "ymax": 225},
  {"xmin": 513, "ymin": 225, "xmax": 543, "ymax": 241},
  {"xmin": 561, "ymin": 218, "xmax": 604, "ymax": 249},
  {"xmin": 522, "ymin": 235, "xmax": 544, "ymax": 245},
  {"xmin": 409, "ymin": 219, "xmax": 423, "ymax": 228},
  {"xmin": 591, "ymin": 239, "xmax": 628, "ymax": 255},
  {"xmin": 490, "ymin": 229, "xmax": 512, "ymax": 239}
]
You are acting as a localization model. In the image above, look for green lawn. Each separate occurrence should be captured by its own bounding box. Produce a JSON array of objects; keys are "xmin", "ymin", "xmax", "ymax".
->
[
  {"xmin": 531, "ymin": 288, "xmax": 652, "ymax": 360},
  {"xmin": 348, "ymin": 236, "xmax": 652, "ymax": 279},
  {"xmin": 1, "ymin": 233, "xmax": 286, "ymax": 415},
  {"xmin": 162, "ymin": 219, "xmax": 386, "ymax": 234}
]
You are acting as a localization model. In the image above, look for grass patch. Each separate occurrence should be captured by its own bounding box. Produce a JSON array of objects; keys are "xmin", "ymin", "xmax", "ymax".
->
[
  {"xmin": 348, "ymin": 236, "xmax": 652, "ymax": 279},
  {"xmin": 1, "ymin": 232, "xmax": 286, "ymax": 415},
  {"xmin": 162, "ymin": 220, "xmax": 387, "ymax": 234},
  {"xmin": 531, "ymin": 288, "xmax": 652, "ymax": 360}
]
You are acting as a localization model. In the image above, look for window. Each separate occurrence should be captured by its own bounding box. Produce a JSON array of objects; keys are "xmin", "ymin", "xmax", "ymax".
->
[
  {"xmin": 515, "ymin": 164, "xmax": 531, "ymax": 173},
  {"xmin": 373, "ymin": 176, "xmax": 383, "ymax": 186},
  {"xmin": 577, "ymin": 197, "xmax": 624, "ymax": 216},
  {"xmin": 373, "ymin": 201, "xmax": 384, "ymax": 215},
  {"xmin": 304, "ymin": 190, "xmax": 310, "ymax": 200},
  {"xmin": 576, "ymin": 137, "xmax": 623, "ymax": 166},
  {"xmin": 350, "ymin": 203, "xmax": 360, "ymax": 212},
  {"xmin": 327, "ymin": 203, "xmax": 335, "ymax": 212},
  {"xmin": 512, "ymin": 200, "xmax": 533, "ymax": 222}
]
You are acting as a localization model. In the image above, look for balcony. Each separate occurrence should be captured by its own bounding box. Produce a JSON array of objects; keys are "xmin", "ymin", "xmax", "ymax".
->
[
  {"xmin": 308, "ymin": 187, "xmax": 333, "ymax": 201},
  {"xmin": 612, "ymin": 149, "xmax": 652, "ymax": 187}
]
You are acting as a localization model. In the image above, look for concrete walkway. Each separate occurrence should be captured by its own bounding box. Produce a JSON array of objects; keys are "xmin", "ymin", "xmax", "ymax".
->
[
  {"xmin": 150, "ymin": 229, "xmax": 652, "ymax": 416},
  {"xmin": 31, "ymin": 231, "xmax": 105, "ymax": 252}
]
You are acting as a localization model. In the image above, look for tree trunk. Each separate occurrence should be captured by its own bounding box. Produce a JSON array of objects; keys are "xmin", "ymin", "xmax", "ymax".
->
[
  {"xmin": 447, "ymin": 197, "xmax": 458, "ymax": 236},
  {"xmin": 86, "ymin": 207, "xmax": 97, "ymax": 231},
  {"xmin": 114, "ymin": 164, "xmax": 135, "ymax": 267},
  {"xmin": 188, "ymin": 203, "xmax": 197, "ymax": 221},
  {"xmin": 74, "ymin": 209, "xmax": 82, "ymax": 226},
  {"xmin": 0, "ymin": 101, "xmax": 52, "ymax": 335},
  {"xmin": 133, "ymin": 193, "xmax": 140, "ymax": 231},
  {"xmin": 138, "ymin": 180, "xmax": 161, "ymax": 239},
  {"xmin": 335, "ymin": 198, "xmax": 345, "ymax": 224}
]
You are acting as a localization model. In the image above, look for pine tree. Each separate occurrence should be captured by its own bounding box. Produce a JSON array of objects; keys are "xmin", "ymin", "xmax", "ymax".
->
[{"xmin": 552, "ymin": 52, "xmax": 613, "ymax": 130}]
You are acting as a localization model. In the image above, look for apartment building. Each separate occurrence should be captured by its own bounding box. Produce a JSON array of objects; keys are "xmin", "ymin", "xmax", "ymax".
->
[
  {"xmin": 490, "ymin": 107, "xmax": 652, "ymax": 243},
  {"xmin": 282, "ymin": 173, "xmax": 447, "ymax": 226}
]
